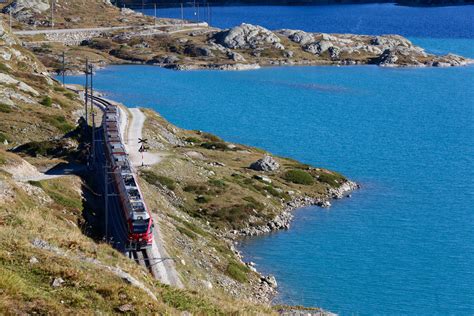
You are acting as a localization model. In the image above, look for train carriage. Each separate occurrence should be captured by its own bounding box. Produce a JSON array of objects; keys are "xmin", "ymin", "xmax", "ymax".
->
[{"xmin": 102, "ymin": 103, "xmax": 154, "ymax": 250}]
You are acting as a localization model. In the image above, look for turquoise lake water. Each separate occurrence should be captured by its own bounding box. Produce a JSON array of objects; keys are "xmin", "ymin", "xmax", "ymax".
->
[{"xmin": 63, "ymin": 4, "xmax": 474, "ymax": 314}]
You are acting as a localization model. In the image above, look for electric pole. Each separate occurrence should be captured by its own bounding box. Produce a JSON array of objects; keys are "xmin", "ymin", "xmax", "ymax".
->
[
  {"xmin": 104, "ymin": 163, "xmax": 109, "ymax": 242},
  {"xmin": 50, "ymin": 0, "xmax": 54, "ymax": 29},
  {"xmin": 197, "ymin": 3, "xmax": 200, "ymax": 22},
  {"xmin": 207, "ymin": 3, "xmax": 211, "ymax": 25},
  {"xmin": 85, "ymin": 59, "xmax": 89, "ymax": 126},
  {"xmin": 9, "ymin": 9, "xmax": 12, "ymax": 32},
  {"xmin": 180, "ymin": 3, "xmax": 184, "ymax": 22},
  {"xmin": 61, "ymin": 51, "xmax": 65, "ymax": 86},
  {"xmin": 89, "ymin": 64, "xmax": 96, "ymax": 169},
  {"xmin": 154, "ymin": 3, "xmax": 157, "ymax": 25}
]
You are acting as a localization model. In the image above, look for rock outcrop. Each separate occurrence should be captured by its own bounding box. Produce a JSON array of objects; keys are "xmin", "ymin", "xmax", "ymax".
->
[
  {"xmin": 213, "ymin": 23, "xmax": 282, "ymax": 50},
  {"xmin": 2, "ymin": 0, "xmax": 50, "ymax": 23},
  {"xmin": 277, "ymin": 29, "xmax": 472, "ymax": 67},
  {"xmin": 249, "ymin": 155, "xmax": 280, "ymax": 172}
]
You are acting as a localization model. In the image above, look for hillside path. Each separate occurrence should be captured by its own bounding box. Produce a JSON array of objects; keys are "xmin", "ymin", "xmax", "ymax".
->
[{"xmin": 120, "ymin": 106, "xmax": 183, "ymax": 288}]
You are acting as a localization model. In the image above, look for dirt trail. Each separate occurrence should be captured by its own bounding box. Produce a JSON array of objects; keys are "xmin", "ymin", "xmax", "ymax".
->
[
  {"xmin": 121, "ymin": 107, "xmax": 183, "ymax": 288},
  {"xmin": 123, "ymin": 108, "xmax": 163, "ymax": 167}
]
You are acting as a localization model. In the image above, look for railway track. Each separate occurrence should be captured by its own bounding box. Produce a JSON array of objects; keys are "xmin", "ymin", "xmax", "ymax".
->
[
  {"xmin": 130, "ymin": 249, "xmax": 153, "ymax": 273},
  {"xmin": 89, "ymin": 94, "xmax": 155, "ymax": 274}
]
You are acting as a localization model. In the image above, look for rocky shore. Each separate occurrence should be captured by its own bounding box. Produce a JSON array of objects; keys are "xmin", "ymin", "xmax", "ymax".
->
[
  {"xmin": 20, "ymin": 19, "xmax": 473, "ymax": 74},
  {"xmin": 230, "ymin": 179, "xmax": 359, "ymax": 238}
]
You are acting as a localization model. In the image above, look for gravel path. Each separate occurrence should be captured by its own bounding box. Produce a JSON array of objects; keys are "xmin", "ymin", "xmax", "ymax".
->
[{"xmin": 121, "ymin": 107, "xmax": 183, "ymax": 288}]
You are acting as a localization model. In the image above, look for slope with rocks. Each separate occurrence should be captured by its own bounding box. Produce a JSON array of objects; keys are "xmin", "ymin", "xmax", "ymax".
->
[{"xmin": 0, "ymin": 18, "xmax": 343, "ymax": 313}]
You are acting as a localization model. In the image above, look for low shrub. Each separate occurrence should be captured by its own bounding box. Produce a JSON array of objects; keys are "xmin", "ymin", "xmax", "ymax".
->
[
  {"xmin": 183, "ymin": 184, "xmax": 208, "ymax": 194},
  {"xmin": 64, "ymin": 92, "xmax": 77, "ymax": 100},
  {"xmin": 42, "ymin": 115, "xmax": 74, "ymax": 133},
  {"xmin": 226, "ymin": 260, "xmax": 250, "ymax": 283},
  {"xmin": 40, "ymin": 96, "xmax": 52, "ymax": 107},
  {"xmin": 141, "ymin": 170, "xmax": 176, "ymax": 190},
  {"xmin": 195, "ymin": 195, "xmax": 211, "ymax": 204},
  {"xmin": 0, "ymin": 132, "xmax": 9, "ymax": 143},
  {"xmin": 200, "ymin": 142, "xmax": 228, "ymax": 150},
  {"xmin": 176, "ymin": 226, "xmax": 196, "ymax": 240},
  {"xmin": 0, "ymin": 103, "xmax": 12, "ymax": 113},
  {"xmin": 317, "ymin": 172, "xmax": 346, "ymax": 187},
  {"xmin": 202, "ymin": 133, "xmax": 222, "ymax": 142},
  {"xmin": 185, "ymin": 136, "xmax": 200, "ymax": 143},
  {"xmin": 208, "ymin": 179, "xmax": 226, "ymax": 188},
  {"xmin": 283, "ymin": 169, "xmax": 314, "ymax": 185},
  {"xmin": 0, "ymin": 62, "xmax": 10, "ymax": 73}
]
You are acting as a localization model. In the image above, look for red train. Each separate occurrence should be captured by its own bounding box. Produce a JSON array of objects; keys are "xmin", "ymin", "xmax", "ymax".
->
[{"xmin": 103, "ymin": 103, "xmax": 153, "ymax": 250}]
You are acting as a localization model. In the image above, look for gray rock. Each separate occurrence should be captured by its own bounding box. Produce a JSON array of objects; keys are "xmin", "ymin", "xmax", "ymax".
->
[
  {"xmin": 2, "ymin": 0, "xmax": 50, "ymax": 22},
  {"xmin": 227, "ymin": 51, "xmax": 246, "ymax": 62},
  {"xmin": 377, "ymin": 48, "xmax": 399, "ymax": 66},
  {"xmin": 51, "ymin": 277, "xmax": 64, "ymax": 287},
  {"xmin": 184, "ymin": 45, "xmax": 214, "ymax": 58},
  {"xmin": 118, "ymin": 304, "xmax": 134, "ymax": 312},
  {"xmin": 284, "ymin": 50, "xmax": 294, "ymax": 58},
  {"xmin": 214, "ymin": 23, "xmax": 281, "ymax": 50},
  {"xmin": 29, "ymin": 256, "xmax": 38, "ymax": 264},
  {"xmin": 328, "ymin": 46, "xmax": 341, "ymax": 60},
  {"xmin": 303, "ymin": 40, "xmax": 333, "ymax": 55},
  {"xmin": 249, "ymin": 155, "xmax": 280, "ymax": 172},
  {"xmin": 262, "ymin": 275, "xmax": 277, "ymax": 288}
]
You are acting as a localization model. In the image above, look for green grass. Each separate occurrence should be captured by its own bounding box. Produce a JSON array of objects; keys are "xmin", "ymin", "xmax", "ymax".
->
[
  {"xmin": 176, "ymin": 226, "xmax": 197, "ymax": 240},
  {"xmin": 0, "ymin": 103, "xmax": 12, "ymax": 113},
  {"xmin": 29, "ymin": 180, "xmax": 82, "ymax": 209},
  {"xmin": 141, "ymin": 170, "xmax": 176, "ymax": 190},
  {"xmin": 283, "ymin": 169, "xmax": 314, "ymax": 185},
  {"xmin": 195, "ymin": 195, "xmax": 211, "ymax": 204},
  {"xmin": 226, "ymin": 260, "xmax": 250, "ymax": 283},
  {"xmin": 42, "ymin": 115, "xmax": 74, "ymax": 133},
  {"xmin": 208, "ymin": 179, "xmax": 227, "ymax": 188},
  {"xmin": 317, "ymin": 172, "xmax": 346, "ymax": 187},
  {"xmin": 160, "ymin": 285, "xmax": 223, "ymax": 314},
  {"xmin": 201, "ymin": 142, "xmax": 228, "ymax": 151},
  {"xmin": 184, "ymin": 136, "xmax": 200, "ymax": 143},
  {"xmin": 64, "ymin": 92, "xmax": 77, "ymax": 100},
  {"xmin": 202, "ymin": 133, "xmax": 222, "ymax": 142},
  {"xmin": 0, "ymin": 132, "xmax": 9, "ymax": 143},
  {"xmin": 40, "ymin": 96, "xmax": 52, "ymax": 107},
  {"xmin": 0, "ymin": 62, "xmax": 10, "ymax": 74}
]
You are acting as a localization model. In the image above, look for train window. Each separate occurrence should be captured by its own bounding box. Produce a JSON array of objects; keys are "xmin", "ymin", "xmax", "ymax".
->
[{"xmin": 132, "ymin": 219, "xmax": 149, "ymax": 234}]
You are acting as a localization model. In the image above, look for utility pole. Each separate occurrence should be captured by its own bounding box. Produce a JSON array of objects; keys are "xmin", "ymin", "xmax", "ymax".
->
[
  {"xmin": 90, "ymin": 64, "xmax": 96, "ymax": 168},
  {"xmin": 104, "ymin": 163, "xmax": 109, "ymax": 242},
  {"xmin": 85, "ymin": 59, "xmax": 89, "ymax": 126},
  {"xmin": 207, "ymin": 3, "xmax": 210, "ymax": 25},
  {"xmin": 50, "ymin": 0, "xmax": 54, "ymax": 29},
  {"xmin": 180, "ymin": 3, "xmax": 184, "ymax": 22},
  {"xmin": 197, "ymin": 3, "xmax": 199, "ymax": 22},
  {"xmin": 9, "ymin": 9, "xmax": 12, "ymax": 32},
  {"xmin": 61, "ymin": 51, "xmax": 65, "ymax": 86},
  {"xmin": 154, "ymin": 3, "xmax": 157, "ymax": 25}
]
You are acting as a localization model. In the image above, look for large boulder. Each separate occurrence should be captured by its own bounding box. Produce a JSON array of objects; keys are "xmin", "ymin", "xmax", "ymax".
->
[
  {"xmin": 370, "ymin": 35, "xmax": 413, "ymax": 49},
  {"xmin": 249, "ymin": 155, "xmax": 280, "ymax": 172},
  {"xmin": 213, "ymin": 23, "xmax": 281, "ymax": 50},
  {"xmin": 278, "ymin": 29, "xmax": 314, "ymax": 45},
  {"xmin": 303, "ymin": 40, "xmax": 334, "ymax": 55},
  {"xmin": 2, "ymin": 0, "xmax": 50, "ymax": 22}
]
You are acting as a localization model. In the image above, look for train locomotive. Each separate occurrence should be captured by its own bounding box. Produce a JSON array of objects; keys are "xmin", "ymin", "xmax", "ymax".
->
[{"xmin": 103, "ymin": 103, "xmax": 154, "ymax": 250}]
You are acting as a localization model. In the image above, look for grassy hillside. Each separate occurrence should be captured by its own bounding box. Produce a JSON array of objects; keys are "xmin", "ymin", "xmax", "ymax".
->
[{"xmin": 0, "ymin": 19, "xmax": 276, "ymax": 314}]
